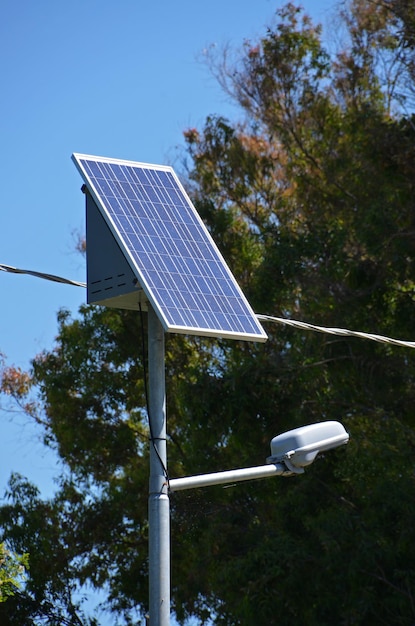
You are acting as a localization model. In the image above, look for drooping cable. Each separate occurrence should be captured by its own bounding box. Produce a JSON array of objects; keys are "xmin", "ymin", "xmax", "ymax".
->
[
  {"xmin": 138, "ymin": 302, "xmax": 169, "ymax": 483},
  {"xmin": 256, "ymin": 314, "xmax": 415, "ymax": 350},
  {"xmin": 0, "ymin": 263, "xmax": 86, "ymax": 288},
  {"xmin": 3, "ymin": 260, "xmax": 415, "ymax": 351}
]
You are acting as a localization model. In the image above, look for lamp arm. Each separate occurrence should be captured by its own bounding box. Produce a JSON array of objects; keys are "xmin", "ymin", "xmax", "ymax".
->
[{"xmin": 169, "ymin": 462, "xmax": 289, "ymax": 493}]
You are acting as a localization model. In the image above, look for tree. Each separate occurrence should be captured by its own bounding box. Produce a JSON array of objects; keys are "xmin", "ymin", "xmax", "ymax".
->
[
  {"xmin": 0, "ymin": 542, "xmax": 28, "ymax": 604},
  {"xmin": 2, "ymin": 1, "xmax": 415, "ymax": 624}
]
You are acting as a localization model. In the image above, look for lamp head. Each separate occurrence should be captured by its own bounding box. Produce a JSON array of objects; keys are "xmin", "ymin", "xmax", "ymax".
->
[{"xmin": 267, "ymin": 421, "xmax": 349, "ymax": 473}]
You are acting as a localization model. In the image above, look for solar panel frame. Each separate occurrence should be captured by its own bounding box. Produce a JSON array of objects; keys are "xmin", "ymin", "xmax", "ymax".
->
[{"xmin": 72, "ymin": 153, "xmax": 267, "ymax": 343}]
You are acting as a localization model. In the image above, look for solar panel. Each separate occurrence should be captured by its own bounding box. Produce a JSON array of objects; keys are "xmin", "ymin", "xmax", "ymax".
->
[{"xmin": 72, "ymin": 153, "xmax": 267, "ymax": 343}]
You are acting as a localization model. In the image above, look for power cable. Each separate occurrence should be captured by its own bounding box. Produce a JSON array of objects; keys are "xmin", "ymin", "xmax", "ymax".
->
[
  {"xmin": 138, "ymin": 302, "xmax": 169, "ymax": 483},
  {"xmin": 3, "ymin": 261, "xmax": 415, "ymax": 350},
  {"xmin": 256, "ymin": 314, "xmax": 415, "ymax": 350},
  {"xmin": 0, "ymin": 263, "xmax": 86, "ymax": 288}
]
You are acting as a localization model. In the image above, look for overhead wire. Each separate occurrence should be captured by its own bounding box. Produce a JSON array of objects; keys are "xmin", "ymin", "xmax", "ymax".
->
[
  {"xmin": 256, "ymin": 314, "xmax": 415, "ymax": 350},
  {"xmin": 2, "ymin": 261, "xmax": 415, "ymax": 350},
  {"xmin": 0, "ymin": 263, "xmax": 86, "ymax": 288}
]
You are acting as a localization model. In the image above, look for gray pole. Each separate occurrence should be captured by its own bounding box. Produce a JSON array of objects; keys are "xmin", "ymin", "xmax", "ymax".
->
[
  {"xmin": 169, "ymin": 462, "xmax": 287, "ymax": 492},
  {"xmin": 148, "ymin": 305, "xmax": 170, "ymax": 625}
]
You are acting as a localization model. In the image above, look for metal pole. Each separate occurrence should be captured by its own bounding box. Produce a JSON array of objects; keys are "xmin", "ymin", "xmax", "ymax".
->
[
  {"xmin": 148, "ymin": 306, "xmax": 170, "ymax": 626},
  {"xmin": 169, "ymin": 462, "xmax": 286, "ymax": 492}
]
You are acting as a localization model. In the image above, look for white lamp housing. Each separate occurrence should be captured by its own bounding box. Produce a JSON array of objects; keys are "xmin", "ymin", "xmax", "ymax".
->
[{"xmin": 268, "ymin": 421, "xmax": 349, "ymax": 472}]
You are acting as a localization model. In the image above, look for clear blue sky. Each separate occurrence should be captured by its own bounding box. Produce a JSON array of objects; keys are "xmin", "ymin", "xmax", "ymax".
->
[{"xmin": 0, "ymin": 0, "xmax": 333, "ymax": 622}]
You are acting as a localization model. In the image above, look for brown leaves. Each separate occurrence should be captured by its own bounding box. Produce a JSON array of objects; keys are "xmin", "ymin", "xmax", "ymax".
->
[
  {"xmin": 0, "ymin": 365, "xmax": 32, "ymax": 399},
  {"xmin": 0, "ymin": 361, "xmax": 41, "ymax": 421}
]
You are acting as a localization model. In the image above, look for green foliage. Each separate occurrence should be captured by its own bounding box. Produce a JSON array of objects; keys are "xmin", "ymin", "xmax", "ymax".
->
[
  {"xmin": 2, "ymin": 1, "xmax": 415, "ymax": 624},
  {"xmin": 0, "ymin": 542, "xmax": 28, "ymax": 603},
  {"xmin": 0, "ymin": 474, "xmax": 100, "ymax": 625}
]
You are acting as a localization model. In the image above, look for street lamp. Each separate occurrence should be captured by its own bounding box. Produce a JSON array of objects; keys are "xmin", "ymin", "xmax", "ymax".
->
[
  {"xmin": 147, "ymin": 308, "xmax": 350, "ymax": 626},
  {"xmin": 267, "ymin": 420, "xmax": 349, "ymax": 473},
  {"xmin": 169, "ymin": 421, "xmax": 349, "ymax": 492}
]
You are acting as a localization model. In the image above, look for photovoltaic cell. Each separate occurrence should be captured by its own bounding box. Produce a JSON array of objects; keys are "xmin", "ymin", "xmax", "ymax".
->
[{"xmin": 72, "ymin": 153, "xmax": 267, "ymax": 342}]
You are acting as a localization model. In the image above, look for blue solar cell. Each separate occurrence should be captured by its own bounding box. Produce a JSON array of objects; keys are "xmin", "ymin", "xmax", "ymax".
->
[{"xmin": 72, "ymin": 153, "xmax": 267, "ymax": 342}]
